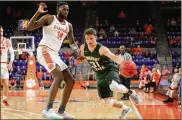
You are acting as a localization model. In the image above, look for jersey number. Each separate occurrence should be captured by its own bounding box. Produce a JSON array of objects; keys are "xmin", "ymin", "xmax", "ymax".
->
[
  {"xmin": 58, "ymin": 31, "xmax": 63, "ymax": 40},
  {"xmin": 90, "ymin": 62, "xmax": 101, "ymax": 69}
]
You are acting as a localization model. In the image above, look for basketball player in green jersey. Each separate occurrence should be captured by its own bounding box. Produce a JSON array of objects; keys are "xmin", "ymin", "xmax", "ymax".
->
[{"xmin": 76, "ymin": 28, "xmax": 140, "ymax": 118}]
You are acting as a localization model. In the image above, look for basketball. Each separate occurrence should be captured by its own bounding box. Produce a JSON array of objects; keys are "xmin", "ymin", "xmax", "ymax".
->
[{"xmin": 119, "ymin": 60, "xmax": 137, "ymax": 78}]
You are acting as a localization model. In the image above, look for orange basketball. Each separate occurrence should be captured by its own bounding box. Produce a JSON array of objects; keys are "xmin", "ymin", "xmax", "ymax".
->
[{"xmin": 119, "ymin": 60, "xmax": 137, "ymax": 78}]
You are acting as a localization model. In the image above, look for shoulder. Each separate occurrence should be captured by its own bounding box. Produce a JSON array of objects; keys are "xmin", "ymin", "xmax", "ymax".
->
[
  {"xmin": 100, "ymin": 45, "xmax": 108, "ymax": 51},
  {"xmin": 99, "ymin": 46, "xmax": 110, "ymax": 55},
  {"xmin": 68, "ymin": 22, "xmax": 72, "ymax": 27},
  {"xmin": 43, "ymin": 14, "xmax": 54, "ymax": 24},
  {"xmin": 68, "ymin": 22, "xmax": 73, "ymax": 29},
  {"xmin": 42, "ymin": 14, "xmax": 54, "ymax": 20}
]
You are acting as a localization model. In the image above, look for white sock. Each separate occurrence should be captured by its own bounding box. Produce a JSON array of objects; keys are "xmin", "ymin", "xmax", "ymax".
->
[
  {"xmin": 3, "ymin": 96, "xmax": 7, "ymax": 100},
  {"xmin": 121, "ymin": 104, "xmax": 128, "ymax": 111}
]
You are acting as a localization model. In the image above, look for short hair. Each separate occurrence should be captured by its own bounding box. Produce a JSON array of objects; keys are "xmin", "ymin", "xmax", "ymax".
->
[
  {"xmin": 84, "ymin": 28, "xmax": 97, "ymax": 36},
  {"xmin": 57, "ymin": 2, "xmax": 68, "ymax": 9},
  {"xmin": 120, "ymin": 45, "xmax": 125, "ymax": 49}
]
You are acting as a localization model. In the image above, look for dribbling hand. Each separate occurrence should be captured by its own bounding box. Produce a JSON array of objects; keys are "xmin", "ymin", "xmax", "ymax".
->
[
  {"xmin": 37, "ymin": 2, "xmax": 48, "ymax": 14},
  {"xmin": 75, "ymin": 56, "xmax": 85, "ymax": 66}
]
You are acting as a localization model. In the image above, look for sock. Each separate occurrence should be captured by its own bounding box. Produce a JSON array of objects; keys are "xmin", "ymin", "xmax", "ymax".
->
[
  {"xmin": 121, "ymin": 104, "xmax": 128, "ymax": 111},
  {"xmin": 58, "ymin": 105, "xmax": 65, "ymax": 114},
  {"xmin": 45, "ymin": 102, "xmax": 53, "ymax": 111},
  {"xmin": 3, "ymin": 96, "xmax": 7, "ymax": 100}
]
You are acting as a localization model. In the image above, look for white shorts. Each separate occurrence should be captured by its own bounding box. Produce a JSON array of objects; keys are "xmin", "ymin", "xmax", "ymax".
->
[
  {"xmin": 0, "ymin": 63, "xmax": 9, "ymax": 80},
  {"xmin": 37, "ymin": 46, "xmax": 68, "ymax": 73}
]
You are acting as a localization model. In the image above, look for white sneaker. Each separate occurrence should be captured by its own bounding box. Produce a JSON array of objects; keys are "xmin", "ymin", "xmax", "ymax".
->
[
  {"xmin": 119, "ymin": 107, "xmax": 132, "ymax": 119},
  {"xmin": 42, "ymin": 109, "xmax": 64, "ymax": 119},
  {"xmin": 130, "ymin": 90, "xmax": 140, "ymax": 104},
  {"xmin": 58, "ymin": 112, "xmax": 75, "ymax": 119}
]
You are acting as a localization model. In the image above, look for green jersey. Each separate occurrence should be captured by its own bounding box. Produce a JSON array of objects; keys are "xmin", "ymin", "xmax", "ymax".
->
[{"xmin": 84, "ymin": 43, "xmax": 118, "ymax": 76}]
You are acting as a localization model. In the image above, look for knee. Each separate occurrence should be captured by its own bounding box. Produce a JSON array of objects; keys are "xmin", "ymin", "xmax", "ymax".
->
[
  {"xmin": 109, "ymin": 80, "xmax": 128, "ymax": 93},
  {"xmin": 65, "ymin": 77, "xmax": 75, "ymax": 86},
  {"xmin": 109, "ymin": 80, "xmax": 119, "ymax": 91},
  {"xmin": 54, "ymin": 74, "xmax": 63, "ymax": 81}
]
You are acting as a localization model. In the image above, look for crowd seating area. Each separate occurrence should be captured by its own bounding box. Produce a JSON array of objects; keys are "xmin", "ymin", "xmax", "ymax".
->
[
  {"xmin": 100, "ymin": 27, "xmax": 156, "ymax": 48},
  {"xmin": 165, "ymin": 17, "xmax": 181, "ymax": 68}
]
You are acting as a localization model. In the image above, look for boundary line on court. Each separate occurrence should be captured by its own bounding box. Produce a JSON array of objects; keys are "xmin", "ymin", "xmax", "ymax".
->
[
  {"xmin": 130, "ymin": 98, "xmax": 143, "ymax": 119},
  {"xmin": 4, "ymin": 108, "xmax": 42, "ymax": 116},
  {"xmin": 2, "ymin": 111, "xmax": 29, "ymax": 119}
]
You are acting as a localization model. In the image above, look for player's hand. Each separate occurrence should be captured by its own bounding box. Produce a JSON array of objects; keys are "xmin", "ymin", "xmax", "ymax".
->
[
  {"xmin": 74, "ymin": 56, "xmax": 85, "ymax": 66},
  {"xmin": 75, "ymin": 59, "xmax": 82, "ymax": 66},
  {"xmin": 71, "ymin": 50, "xmax": 80, "ymax": 59},
  {"xmin": 37, "ymin": 2, "xmax": 48, "ymax": 14},
  {"xmin": 7, "ymin": 63, "xmax": 13, "ymax": 71}
]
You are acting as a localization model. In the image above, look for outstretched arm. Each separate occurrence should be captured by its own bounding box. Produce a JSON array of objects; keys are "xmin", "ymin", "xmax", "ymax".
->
[
  {"xmin": 27, "ymin": 2, "xmax": 52, "ymax": 31},
  {"xmin": 99, "ymin": 46, "xmax": 125, "ymax": 65}
]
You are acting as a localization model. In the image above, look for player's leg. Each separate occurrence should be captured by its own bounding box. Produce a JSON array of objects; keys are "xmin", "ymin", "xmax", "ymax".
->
[
  {"xmin": 102, "ymin": 98, "xmax": 132, "ymax": 119},
  {"xmin": 1, "ymin": 65, "xmax": 10, "ymax": 107},
  {"xmin": 37, "ymin": 48, "xmax": 65, "ymax": 119},
  {"xmin": 108, "ymin": 70, "xmax": 140, "ymax": 104},
  {"xmin": 97, "ymin": 74, "xmax": 131, "ymax": 119},
  {"xmin": 46, "ymin": 66, "xmax": 64, "ymax": 110},
  {"xmin": 123, "ymin": 77, "xmax": 131, "ymax": 99},
  {"xmin": 57, "ymin": 68, "xmax": 75, "ymax": 119},
  {"xmin": 42, "ymin": 66, "xmax": 65, "ymax": 119},
  {"xmin": 1, "ymin": 79, "xmax": 10, "ymax": 107}
]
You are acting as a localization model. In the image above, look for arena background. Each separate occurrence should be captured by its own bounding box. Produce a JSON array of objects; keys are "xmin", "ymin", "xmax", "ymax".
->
[{"xmin": 0, "ymin": 1, "xmax": 181, "ymax": 119}]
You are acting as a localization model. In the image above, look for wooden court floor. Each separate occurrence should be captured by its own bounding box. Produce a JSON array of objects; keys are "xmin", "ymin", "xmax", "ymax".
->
[{"xmin": 1, "ymin": 89, "xmax": 141, "ymax": 119}]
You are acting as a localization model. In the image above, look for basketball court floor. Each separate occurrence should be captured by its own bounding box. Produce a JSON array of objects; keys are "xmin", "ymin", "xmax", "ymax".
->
[{"xmin": 1, "ymin": 89, "xmax": 181, "ymax": 119}]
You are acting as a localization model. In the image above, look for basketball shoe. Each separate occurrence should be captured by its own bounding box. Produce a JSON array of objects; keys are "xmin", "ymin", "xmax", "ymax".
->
[
  {"xmin": 58, "ymin": 112, "xmax": 75, "ymax": 119},
  {"xmin": 42, "ymin": 109, "xmax": 64, "ymax": 119},
  {"xmin": 119, "ymin": 106, "xmax": 132, "ymax": 119}
]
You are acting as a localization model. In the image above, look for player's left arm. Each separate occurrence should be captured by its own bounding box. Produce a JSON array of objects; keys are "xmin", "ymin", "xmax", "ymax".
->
[
  {"xmin": 7, "ymin": 39, "xmax": 15, "ymax": 71},
  {"xmin": 67, "ymin": 23, "xmax": 79, "ymax": 57},
  {"xmin": 99, "ymin": 46, "xmax": 125, "ymax": 64}
]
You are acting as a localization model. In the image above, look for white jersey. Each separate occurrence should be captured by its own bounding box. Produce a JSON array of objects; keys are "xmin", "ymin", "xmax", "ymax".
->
[
  {"xmin": 39, "ymin": 15, "xmax": 70, "ymax": 52},
  {"xmin": 0, "ymin": 38, "xmax": 9, "ymax": 63}
]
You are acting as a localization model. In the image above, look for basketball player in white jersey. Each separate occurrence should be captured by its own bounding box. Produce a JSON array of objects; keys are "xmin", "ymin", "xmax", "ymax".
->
[
  {"xmin": 0, "ymin": 26, "xmax": 15, "ymax": 107},
  {"xmin": 27, "ymin": 2, "xmax": 79, "ymax": 119}
]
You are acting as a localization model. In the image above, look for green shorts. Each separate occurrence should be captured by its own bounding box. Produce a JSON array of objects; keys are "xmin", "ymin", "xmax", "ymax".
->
[{"xmin": 96, "ymin": 70, "xmax": 121, "ymax": 99}]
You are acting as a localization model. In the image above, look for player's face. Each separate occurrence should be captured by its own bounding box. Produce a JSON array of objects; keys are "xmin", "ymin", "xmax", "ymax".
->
[
  {"xmin": 85, "ymin": 34, "xmax": 97, "ymax": 47},
  {"xmin": 57, "ymin": 5, "xmax": 69, "ymax": 19},
  {"xmin": 0, "ymin": 28, "xmax": 3, "ymax": 37},
  {"xmin": 120, "ymin": 47, "xmax": 125, "ymax": 54}
]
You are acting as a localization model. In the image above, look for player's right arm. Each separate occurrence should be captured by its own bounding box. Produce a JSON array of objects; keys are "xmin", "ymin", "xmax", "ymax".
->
[
  {"xmin": 27, "ymin": 2, "xmax": 53, "ymax": 31},
  {"xmin": 99, "ymin": 46, "xmax": 125, "ymax": 65}
]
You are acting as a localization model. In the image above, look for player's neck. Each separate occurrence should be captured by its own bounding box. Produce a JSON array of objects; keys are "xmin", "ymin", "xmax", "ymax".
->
[
  {"xmin": 88, "ymin": 44, "xmax": 97, "ymax": 52},
  {"xmin": 56, "ymin": 15, "xmax": 65, "ymax": 23}
]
